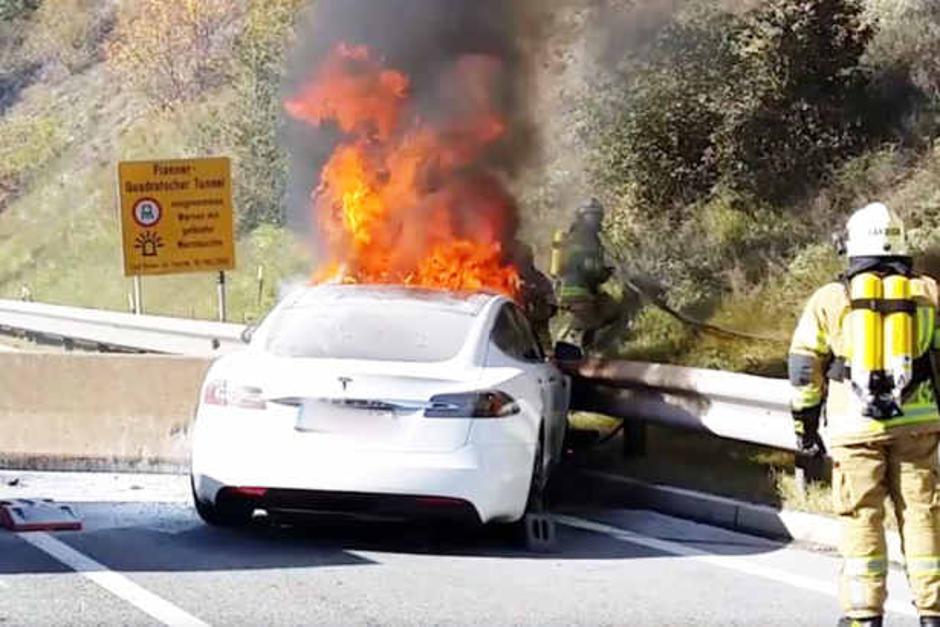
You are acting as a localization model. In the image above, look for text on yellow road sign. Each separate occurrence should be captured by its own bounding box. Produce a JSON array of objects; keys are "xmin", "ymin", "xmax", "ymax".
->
[{"xmin": 118, "ymin": 157, "xmax": 235, "ymax": 277}]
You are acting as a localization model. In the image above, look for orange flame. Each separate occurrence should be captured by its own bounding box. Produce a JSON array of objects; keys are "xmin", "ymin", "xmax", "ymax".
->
[{"xmin": 286, "ymin": 43, "xmax": 520, "ymax": 298}]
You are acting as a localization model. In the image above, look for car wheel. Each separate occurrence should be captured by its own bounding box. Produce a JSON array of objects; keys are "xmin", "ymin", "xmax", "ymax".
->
[
  {"xmin": 495, "ymin": 427, "xmax": 557, "ymax": 549},
  {"xmin": 190, "ymin": 476, "xmax": 254, "ymax": 527},
  {"xmin": 491, "ymin": 424, "xmax": 547, "ymax": 536},
  {"xmin": 526, "ymin": 426, "xmax": 547, "ymax": 513}
]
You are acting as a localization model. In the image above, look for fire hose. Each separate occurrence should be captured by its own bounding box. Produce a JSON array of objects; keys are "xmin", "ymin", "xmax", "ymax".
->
[
  {"xmin": 617, "ymin": 273, "xmax": 788, "ymax": 344},
  {"xmin": 600, "ymin": 236, "xmax": 789, "ymax": 344}
]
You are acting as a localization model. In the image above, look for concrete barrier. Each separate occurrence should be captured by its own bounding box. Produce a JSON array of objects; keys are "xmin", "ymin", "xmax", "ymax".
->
[{"xmin": 0, "ymin": 352, "xmax": 210, "ymax": 472}]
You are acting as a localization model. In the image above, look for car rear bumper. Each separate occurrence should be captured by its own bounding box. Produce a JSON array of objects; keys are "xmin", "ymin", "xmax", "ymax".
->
[
  {"xmin": 208, "ymin": 486, "xmax": 483, "ymax": 525},
  {"xmin": 192, "ymin": 430, "xmax": 534, "ymax": 524}
]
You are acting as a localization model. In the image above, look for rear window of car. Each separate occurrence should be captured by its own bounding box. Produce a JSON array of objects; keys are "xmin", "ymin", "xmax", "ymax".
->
[{"xmin": 264, "ymin": 303, "xmax": 475, "ymax": 362}]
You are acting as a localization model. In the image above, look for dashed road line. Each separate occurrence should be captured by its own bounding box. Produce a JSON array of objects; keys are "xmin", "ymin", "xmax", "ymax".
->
[
  {"xmin": 556, "ymin": 514, "xmax": 917, "ymax": 618},
  {"xmin": 17, "ymin": 532, "xmax": 209, "ymax": 626}
]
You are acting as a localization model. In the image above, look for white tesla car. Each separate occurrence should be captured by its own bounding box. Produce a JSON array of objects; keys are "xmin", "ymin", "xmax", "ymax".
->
[{"xmin": 190, "ymin": 285, "xmax": 570, "ymax": 527}]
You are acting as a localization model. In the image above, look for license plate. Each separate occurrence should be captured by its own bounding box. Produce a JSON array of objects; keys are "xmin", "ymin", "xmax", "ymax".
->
[{"xmin": 295, "ymin": 400, "xmax": 395, "ymax": 432}]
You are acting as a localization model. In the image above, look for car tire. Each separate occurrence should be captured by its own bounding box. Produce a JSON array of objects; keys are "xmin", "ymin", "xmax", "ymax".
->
[
  {"xmin": 497, "ymin": 427, "xmax": 558, "ymax": 549},
  {"xmin": 494, "ymin": 425, "xmax": 546, "ymax": 536},
  {"xmin": 191, "ymin": 476, "xmax": 254, "ymax": 527},
  {"xmin": 526, "ymin": 426, "xmax": 548, "ymax": 513}
]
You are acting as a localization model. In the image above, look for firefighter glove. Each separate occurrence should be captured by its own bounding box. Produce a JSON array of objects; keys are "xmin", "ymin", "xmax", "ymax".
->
[{"xmin": 793, "ymin": 405, "xmax": 825, "ymax": 458}]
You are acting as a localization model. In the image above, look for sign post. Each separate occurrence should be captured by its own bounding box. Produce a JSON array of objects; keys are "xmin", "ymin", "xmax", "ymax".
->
[
  {"xmin": 217, "ymin": 270, "xmax": 227, "ymax": 322},
  {"xmin": 133, "ymin": 275, "xmax": 142, "ymax": 315},
  {"xmin": 117, "ymin": 157, "xmax": 235, "ymax": 315}
]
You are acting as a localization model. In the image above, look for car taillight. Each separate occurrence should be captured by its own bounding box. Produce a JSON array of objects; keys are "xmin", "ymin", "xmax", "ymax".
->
[
  {"xmin": 203, "ymin": 381, "xmax": 267, "ymax": 410},
  {"xmin": 424, "ymin": 391, "xmax": 520, "ymax": 419}
]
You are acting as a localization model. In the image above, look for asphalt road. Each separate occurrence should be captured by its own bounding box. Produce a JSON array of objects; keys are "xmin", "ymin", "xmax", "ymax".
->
[{"xmin": 0, "ymin": 472, "xmax": 922, "ymax": 626}]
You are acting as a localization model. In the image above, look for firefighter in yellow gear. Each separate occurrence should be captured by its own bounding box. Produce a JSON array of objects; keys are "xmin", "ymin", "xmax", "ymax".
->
[
  {"xmin": 552, "ymin": 198, "xmax": 618, "ymax": 351},
  {"xmin": 788, "ymin": 202, "xmax": 940, "ymax": 627}
]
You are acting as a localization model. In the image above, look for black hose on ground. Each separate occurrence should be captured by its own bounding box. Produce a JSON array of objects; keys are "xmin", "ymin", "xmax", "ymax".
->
[{"xmin": 600, "ymin": 235, "xmax": 788, "ymax": 344}]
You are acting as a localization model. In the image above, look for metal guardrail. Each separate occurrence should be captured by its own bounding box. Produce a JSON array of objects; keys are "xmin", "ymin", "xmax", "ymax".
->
[
  {"xmin": 564, "ymin": 359, "xmax": 797, "ymax": 452},
  {"xmin": 0, "ymin": 300, "xmax": 245, "ymax": 357},
  {"xmin": 0, "ymin": 299, "xmax": 796, "ymax": 451}
]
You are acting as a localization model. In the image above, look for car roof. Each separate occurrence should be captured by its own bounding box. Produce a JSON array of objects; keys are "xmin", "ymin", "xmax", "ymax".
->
[{"xmin": 282, "ymin": 284, "xmax": 503, "ymax": 316}]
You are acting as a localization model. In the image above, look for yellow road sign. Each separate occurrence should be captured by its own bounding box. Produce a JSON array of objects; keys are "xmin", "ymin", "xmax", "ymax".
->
[{"xmin": 118, "ymin": 157, "xmax": 236, "ymax": 277}]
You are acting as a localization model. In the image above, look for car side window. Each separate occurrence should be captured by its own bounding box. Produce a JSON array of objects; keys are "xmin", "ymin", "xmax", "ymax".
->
[
  {"xmin": 491, "ymin": 306, "xmax": 523, "ymax": 360},
  {"xmin": 491, "ymin": 305, "xmax": 543, "ymax": 363},
  {"xmin": 508, "ymin": 306, "xmax": 544, "ymax": 362}
]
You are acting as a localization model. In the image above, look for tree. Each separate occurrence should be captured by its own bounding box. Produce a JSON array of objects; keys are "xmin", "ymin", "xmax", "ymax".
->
[
  {"xmin": 26, "ymin": 0, "xmax": 111, "ymax": 73},
  {"xmin": 0, "ymin": 0, "xmax": 38, "ymax": 22},
  {"xmin": 714, "ymin": 0, "xmax": 873, "ymax": 203},
  {"xmin": 228, "ymin": 0, "xmax": 304, "ymax": 230},
  {"xmin": 590, "ymin": 0, "xmax": 873, "ymax": 213},
  {"xmin": 192, "ymin": 0, "xmax": 303, "ymax": 231},
  {"xmin": 589, "ymin": 6, "xmax": 744, "ymax": 217},
  {"xmin": 106, "ymin": 0, "xmax": 238, "ymax": 109}
]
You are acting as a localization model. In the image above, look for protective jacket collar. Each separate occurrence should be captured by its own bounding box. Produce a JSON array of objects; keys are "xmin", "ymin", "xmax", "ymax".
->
[{"xmin": 843, "ymin": 256, "xmax": 913, "ymax": 280}]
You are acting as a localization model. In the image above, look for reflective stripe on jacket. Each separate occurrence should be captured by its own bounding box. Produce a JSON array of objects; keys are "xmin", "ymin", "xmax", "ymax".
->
[{"xmin": 789, "ymin": 278, "xmax": 940, "ymax": 446}]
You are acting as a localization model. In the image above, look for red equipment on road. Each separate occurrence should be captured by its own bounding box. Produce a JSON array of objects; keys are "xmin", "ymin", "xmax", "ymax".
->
[{"xmin": 0, "ymin": 499, "xmax": 82, "ymax": 532}]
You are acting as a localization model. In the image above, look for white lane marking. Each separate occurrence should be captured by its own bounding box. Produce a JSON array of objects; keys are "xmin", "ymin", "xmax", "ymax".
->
[
  {"xmin": 557, "ymin": 515, "xmax": 917, "ymax": 618},
  {"xmin": 17, "ymin": 532, "xmax": 209, "ymax": 626}
]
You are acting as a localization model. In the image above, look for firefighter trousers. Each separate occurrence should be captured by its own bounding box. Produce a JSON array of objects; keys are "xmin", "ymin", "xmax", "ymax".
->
[
  {"xmin": 832, "ymin": 433, "xmax": 940, "ymax": 618},
  {"xmin": 557, "ymin": 293, "xmax": 619, "ymax": 351}
]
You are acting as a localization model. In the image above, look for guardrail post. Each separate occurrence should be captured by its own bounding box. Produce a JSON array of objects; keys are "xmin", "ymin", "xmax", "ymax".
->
[
  {"xmin": 217, "ymin": 271, "xmax": 227, "ymax": 323},
  {"xmin": 794, "ymin": 455, "xmax": 827, "ymax": 496},
  {"xmin": 622, "ymin": 419, "xmax": 647, "ymax": 458},
  {"xmin": 133, "ymin": 276, "xmax": 143, "ymax": 315}
]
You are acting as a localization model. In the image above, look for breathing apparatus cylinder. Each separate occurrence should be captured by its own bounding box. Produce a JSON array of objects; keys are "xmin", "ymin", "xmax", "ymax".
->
[
  {"xmin": 847, "ymin": 272, "xmax": 917, "ymax": 418},
  {"xmin": 849, "ymin": 273, "xmax": 886, "ymax": 415},
  {"xmin": 883, "ymin": 275, "xmax": 913, "ymax": 402},
  {"xmin": 549, "ymin": 229, "xmax": 565, "ymax": 278}
]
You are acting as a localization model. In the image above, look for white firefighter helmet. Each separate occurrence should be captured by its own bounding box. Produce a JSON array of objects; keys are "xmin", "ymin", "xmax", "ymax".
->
[{"xmin": 845, "ymin": 202, "xmax": 908, "ymax": 258}]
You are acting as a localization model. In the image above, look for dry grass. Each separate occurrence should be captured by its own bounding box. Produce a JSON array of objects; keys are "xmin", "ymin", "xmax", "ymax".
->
[{"xmin": 570, "ymin": 421, "xmax": 844, "ymax": 515}]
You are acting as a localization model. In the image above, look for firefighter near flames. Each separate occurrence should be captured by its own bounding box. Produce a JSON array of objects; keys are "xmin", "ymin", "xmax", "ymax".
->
[{"xmin": 551, "ymin": 198, "xmax": 621, "ymax": 352}]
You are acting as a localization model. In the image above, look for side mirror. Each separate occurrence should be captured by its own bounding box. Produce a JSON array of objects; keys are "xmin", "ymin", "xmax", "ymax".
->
[
  {"xmin": 240, "ymin": 325, "xmax": 257, "ymax": 345},
  {"xmin": 553, "ymin": 341, "xmax": 584, "ymax": 362}
]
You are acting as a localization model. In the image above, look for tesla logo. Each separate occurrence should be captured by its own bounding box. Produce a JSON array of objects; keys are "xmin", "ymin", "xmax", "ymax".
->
[{"xmin": 338, "ymin": 377, "xmax": 352, "ymax": 391}]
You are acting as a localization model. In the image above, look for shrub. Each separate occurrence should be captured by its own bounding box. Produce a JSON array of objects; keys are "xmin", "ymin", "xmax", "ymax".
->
[
  {"xmin": 865, "ymin": 0, "xmax": 940, "ymax": 101},
  {"xmin": 591, "ymin": 0, "xmax": 873, "ymax": 211},
  {"xmin": 0, "ymin": 111, "xmax": 65, "ymax": 206},
  {"xmin": 0, "ymin": 0, "xmax": 38, "ymax": 21},
  {"xmin": 227, "ymin": 0, "xmax": 303, "ymax": 231},
  {"xmin": 590, "ymin": 6, "xmax": 741, "ymax": 216},
  {"xmin": 714, "ymin": 0, "xmax": 873, "ymax": 203},
  {"xmin": 586, "ymin": 0, "xmax": 876, "ymax": 329},
  {"xmin": 25, "ymin": 0, "xmax": 113, "ymax": 73},
  {"xmin": 616, "ymin": 306, "xmax": 693, "ymax": 364},
  {"xmin": 0, "ymin": 0, "xmax": 39, "ymax": 106},
  {"xmin": 106, "ymin": 0, "xmax": 239, "ymax": 109},
  {"xmin": 193, "ymin": 0, "xmax": 303, "ymax": 231}
]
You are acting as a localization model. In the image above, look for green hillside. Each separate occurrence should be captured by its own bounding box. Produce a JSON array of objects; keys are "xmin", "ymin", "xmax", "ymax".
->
[
  {"xmin": 525, "ymin": 0, "xmax": 940, "ymax": 374},
  {"xmin": 0, "ymin": 0, "xmax": 310, "ymax": 321}
]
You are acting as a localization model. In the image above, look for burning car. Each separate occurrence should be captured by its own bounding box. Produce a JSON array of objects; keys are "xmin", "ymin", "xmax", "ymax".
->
[{"xmin": 190, "ymin": 284, "xmax": 570, "ymax": 526}]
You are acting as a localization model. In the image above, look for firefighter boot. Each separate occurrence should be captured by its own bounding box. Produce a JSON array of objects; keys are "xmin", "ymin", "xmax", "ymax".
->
[{"xmin": 838, "ymin": 617, "xmax": 882, "ymax": 627}]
